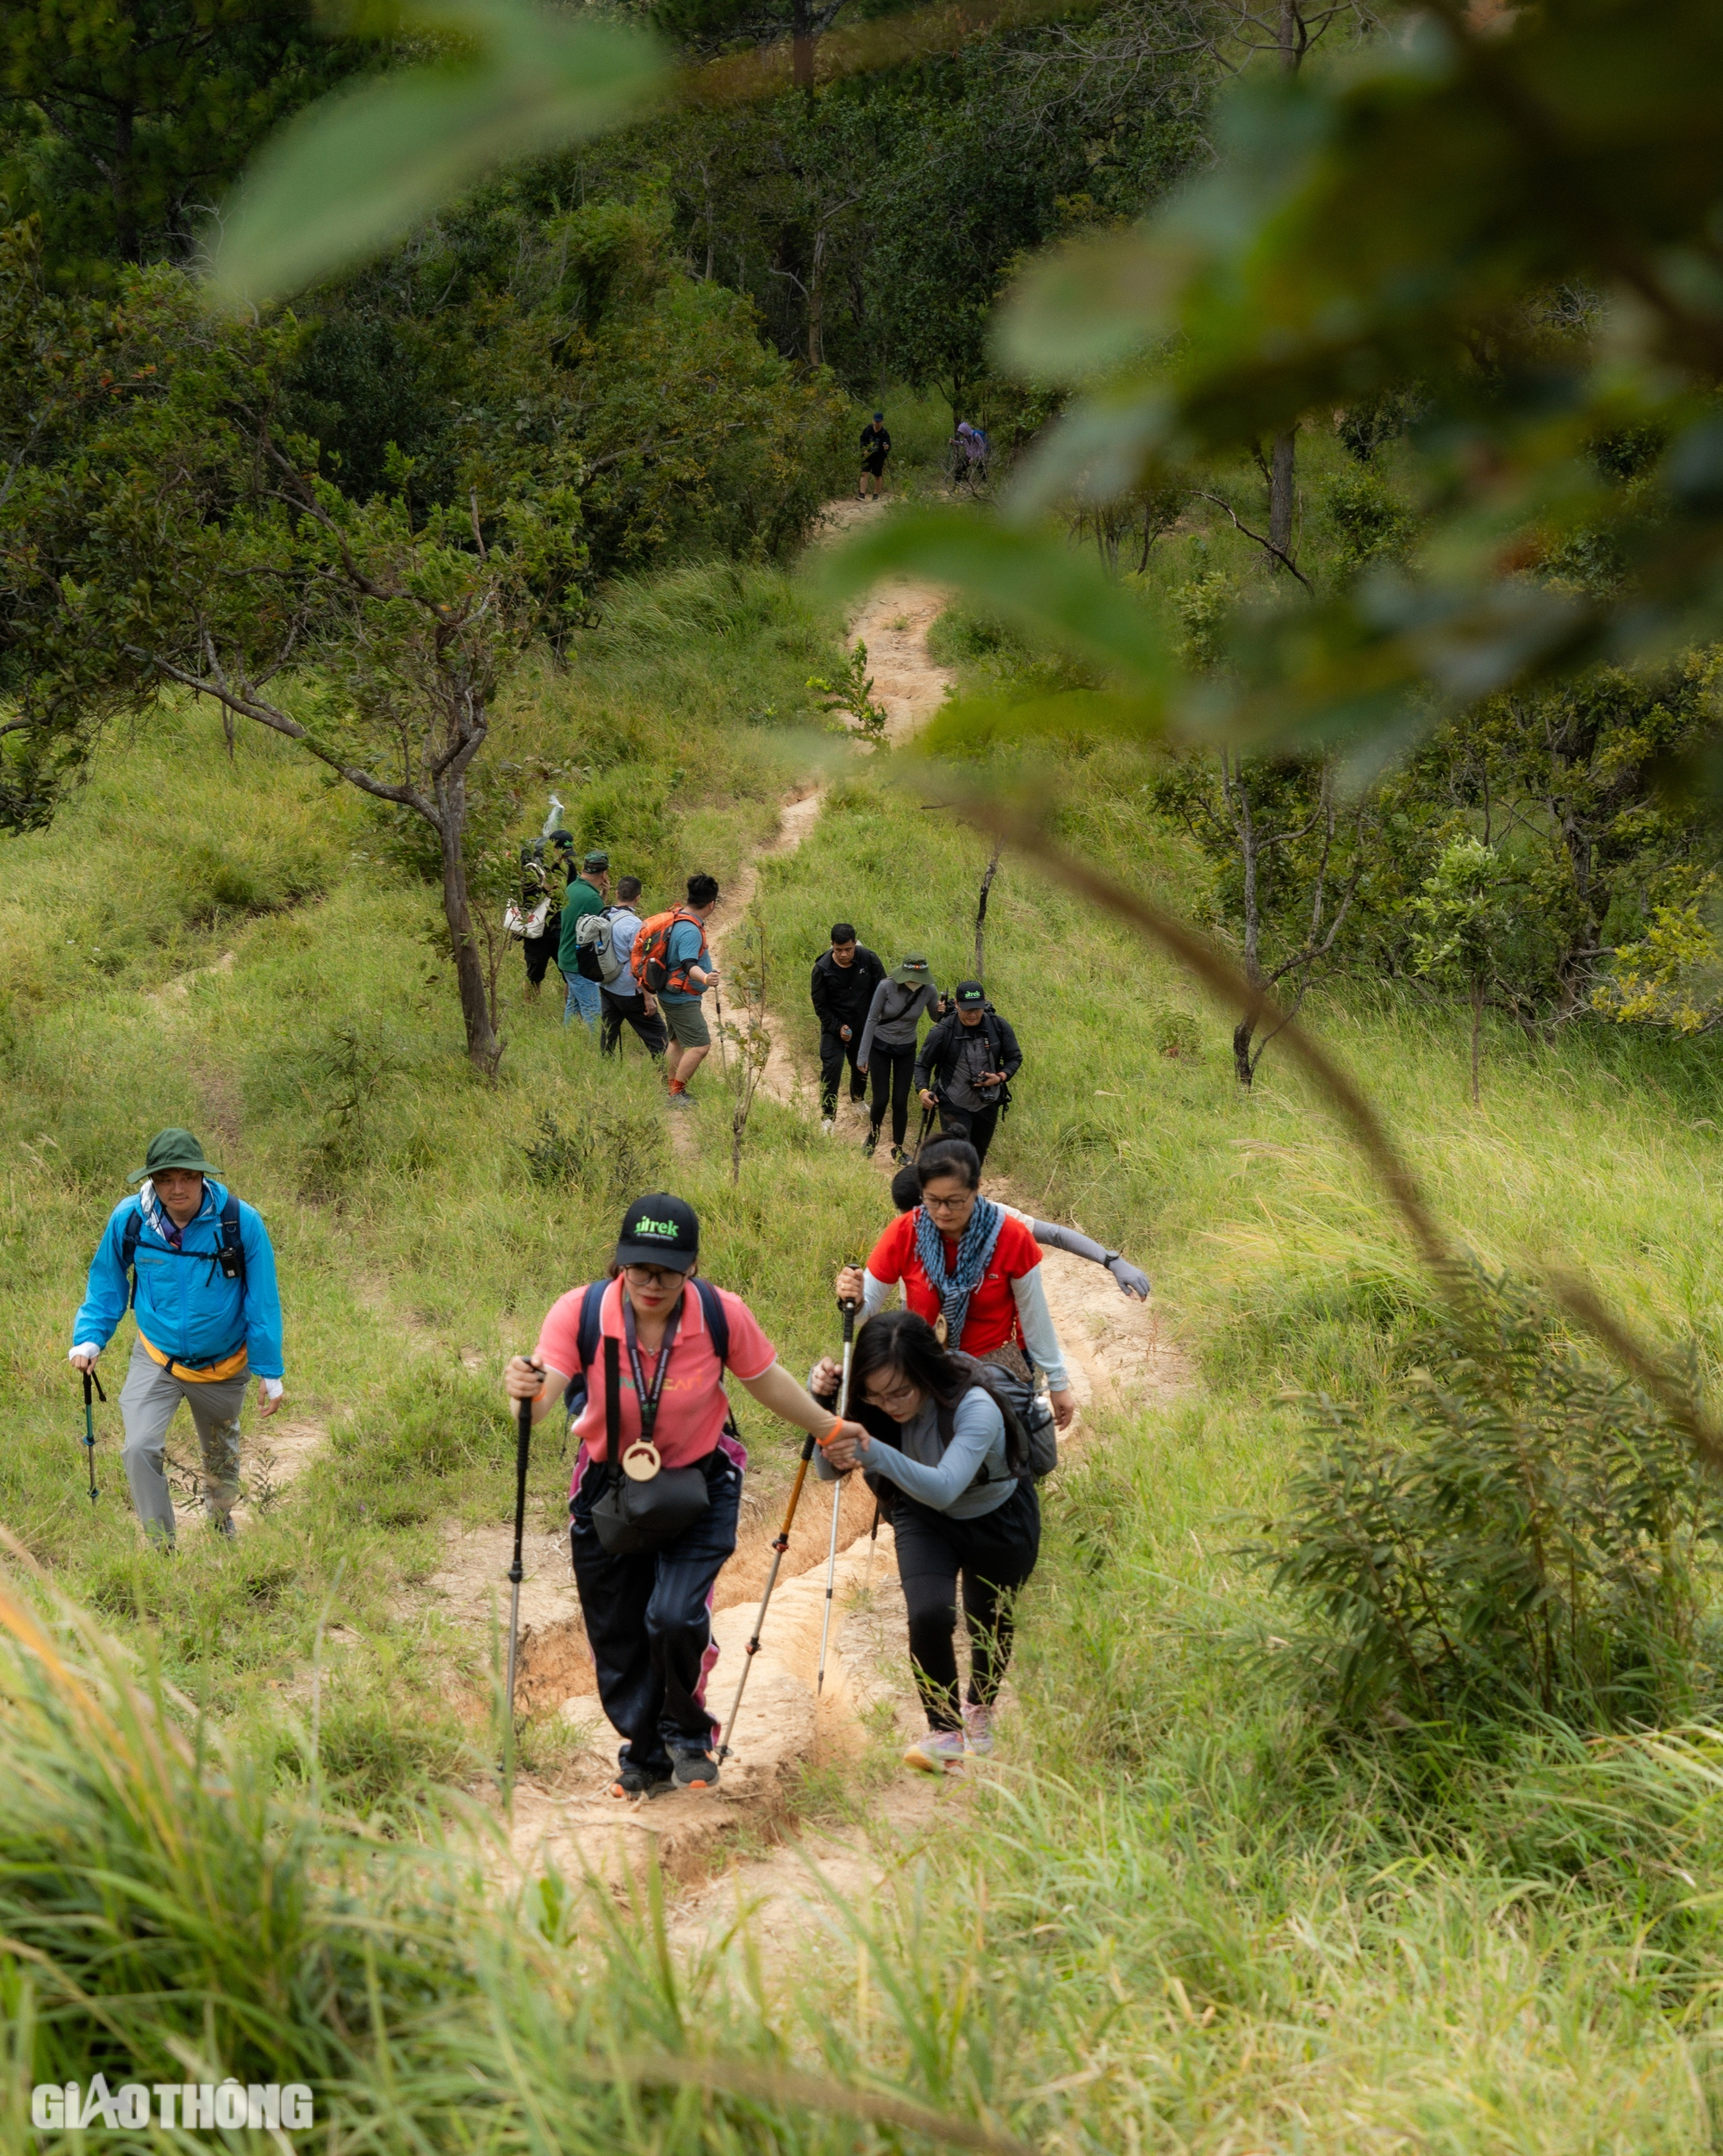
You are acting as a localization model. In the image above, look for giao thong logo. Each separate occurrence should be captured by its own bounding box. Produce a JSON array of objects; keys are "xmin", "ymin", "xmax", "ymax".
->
[{"xmin": 32, "ymin": 2079, "xmax": 314, "ymax": 2133}]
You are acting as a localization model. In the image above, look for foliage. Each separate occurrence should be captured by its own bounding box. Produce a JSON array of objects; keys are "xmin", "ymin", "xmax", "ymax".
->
[
  {"xmin": 1252, "ymin": 1268, "xmax": 1723, "ymax": 1731},
  {"xmin": 1594, "ymin": 895, "xmax": 1723, "ymax": 1036},
  {"xmin": 0, "ymin": 0, "xmax": 375, "ymax": 279},
  {"xmin": 520, "ymin": 1105, "xmax": 667, "ymax": 1205},
  {"xmin": 1406, "ymin": 836, "xmax": 1519, "ymax": 1101},
  {"xmin": 807, "ymin": 638, "xmax": 886, "ymax": 737}
]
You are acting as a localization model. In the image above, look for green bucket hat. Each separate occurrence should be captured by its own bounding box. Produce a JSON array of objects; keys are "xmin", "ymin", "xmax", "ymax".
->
[
  {"xmin": 890, "ymin": 953, "xmax": 932, "ymax": 988},
  {"xmin": 128, "ymin": 1127, "xmax": 221, "ymax": 1186}
]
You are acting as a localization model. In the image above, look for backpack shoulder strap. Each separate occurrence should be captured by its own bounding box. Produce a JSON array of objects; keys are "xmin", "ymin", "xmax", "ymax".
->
[
  {"xmin": 693, "ymin": 1278, "xmax": 731, "ymax": 1365},
  {"xmin": 576, "ymin": 1279, "xmax": 606, "ymax": 1372},
  {"xmin": 220, "ymin": 1193, "xmax": 246, "ymax": 1286},
  {"xmin": 120, "ymin": 1204, "xmax": 144, "ymax": 1308}
]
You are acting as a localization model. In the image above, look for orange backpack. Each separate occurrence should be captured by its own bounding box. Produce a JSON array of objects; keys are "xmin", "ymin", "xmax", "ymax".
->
[{"xmin": 629, "ymin": 907, "xmax": 706, "ymax": 995}]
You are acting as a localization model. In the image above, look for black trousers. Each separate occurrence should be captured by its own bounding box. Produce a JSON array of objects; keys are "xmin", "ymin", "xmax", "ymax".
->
[
  {"xmin": 819, "ymin": 1027, "xmax": 868, "ymax": 1117},
  {"xmin": 523, "ymin": 925, "xmax": 562, "ymax": 985},
  {"xmin": 936, "ymin": 1096, "xmax": 1002, "ymax": 1167},
  {"xmin": 868, "ymin": 1044, "xmax": 917, "ymax": 1146},
  {"xmin": 569, "ymin": 1449, "xmax": 742, "ymax": 1774},
  {"xmin": 600, "ymin": 988, "xmax": 668, "ymax": 1057},
  {"xmin": 890, "ymin": 1480, "xmax": 1040, "ymax": 1731}
]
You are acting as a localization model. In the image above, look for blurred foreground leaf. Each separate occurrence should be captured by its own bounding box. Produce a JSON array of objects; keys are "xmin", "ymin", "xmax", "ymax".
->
[{"xmin": 207, "ymin": 0, "xmax": 660, "ymax": 308}]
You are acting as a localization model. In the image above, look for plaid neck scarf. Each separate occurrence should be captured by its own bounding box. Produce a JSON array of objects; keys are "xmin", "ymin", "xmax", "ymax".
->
[{"xmin": 914, "ymin": 1195, "xmax": 1004, "ymax": 1350}]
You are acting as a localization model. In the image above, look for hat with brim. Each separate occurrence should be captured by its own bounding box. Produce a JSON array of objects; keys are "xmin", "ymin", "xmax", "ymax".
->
[
  {"xmin": 615, "ymin": 1191, "xmax": 700, "ymax": 1274},
  {"xmin": 582, "ymin": 851, "xmax": 610, "ymax": 874},
  {"xmin": 128, "ymin": 1127, "xmax": 221, "ymax": 1186},
  {"xmin": 953, "ymin": 979, "xmax": 986, "ymax": 1008},
  {"xmin": 890, "ymin": 954, "xmax": 932, "ymax": 988}
]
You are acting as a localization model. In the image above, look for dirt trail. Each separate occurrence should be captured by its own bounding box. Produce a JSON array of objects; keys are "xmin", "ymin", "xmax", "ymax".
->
[{"xmin": 497, "ymin": 502, "xmax": 1193, "ymax": 1917}]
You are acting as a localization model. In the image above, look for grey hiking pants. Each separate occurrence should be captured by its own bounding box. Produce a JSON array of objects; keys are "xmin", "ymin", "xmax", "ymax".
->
[{"xmin": 118, "ymin": 1337, "xmax": 247, "ymax": 1541}]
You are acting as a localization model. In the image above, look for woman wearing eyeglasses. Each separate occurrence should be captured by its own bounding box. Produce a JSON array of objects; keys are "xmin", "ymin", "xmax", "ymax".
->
[
  {"xmin": 835, "ymin": 1138, "xmax": 1077, "ymax": 1435},
  {"xmin": 811, "ymin": 1309, "xmax": 1039, "ymax": 1772},
  {"xmin": 504, "ymin": 1191, "xmax": 865, "ymax": 1800}
]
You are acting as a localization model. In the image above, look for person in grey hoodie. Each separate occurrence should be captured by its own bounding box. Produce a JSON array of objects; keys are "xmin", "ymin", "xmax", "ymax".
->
[{"xmin": 856, "ymin": 953, "xmax": 941, "ymax": 1162}]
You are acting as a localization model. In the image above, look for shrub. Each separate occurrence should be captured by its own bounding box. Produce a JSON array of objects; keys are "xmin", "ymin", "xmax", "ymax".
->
[{"xmin": 1250, "ymin": 1265, "xmax": 1723, "ymax": 1731}]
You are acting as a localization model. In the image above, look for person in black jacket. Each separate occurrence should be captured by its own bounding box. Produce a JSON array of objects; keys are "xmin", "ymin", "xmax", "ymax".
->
[
  {"xmin": 810, "ymin": 923, "xmax": 886, "ymax": 1131},
  {"xmin": 913, "ymin": 979, "xmax": 1022, "ymax": 1168}
]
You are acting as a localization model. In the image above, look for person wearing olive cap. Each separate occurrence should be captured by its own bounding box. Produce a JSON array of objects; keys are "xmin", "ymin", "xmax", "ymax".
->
[
  {"xmin": 504, "ymin": 1191, "xmax": 867, "ymax": 1798},
  {"xmin": 69, "ymin": 1130, "xmax": 285, "ymax": 1546},
  {"xmin": 558, "ymin": 849, "xmax": 611, "ymax": 1031},
  {"xmin": 856, "ymin": 953, "xmax": 940, "ymax": 1162},
  {"xmin": 913, "ymin": 980, "xmax": 1022, "ymax": 1168}
]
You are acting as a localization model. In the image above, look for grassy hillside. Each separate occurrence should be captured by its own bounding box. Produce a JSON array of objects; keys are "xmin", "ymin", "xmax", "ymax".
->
[{"xmin": 6, "ymin": 539, "xmax": 1723, "ymax": 2147}]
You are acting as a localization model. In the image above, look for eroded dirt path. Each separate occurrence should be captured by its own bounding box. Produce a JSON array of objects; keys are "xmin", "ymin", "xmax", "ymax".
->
[{"xmin": 496, "ymin": 503, "xmax": 1193, "ymax": 1923}]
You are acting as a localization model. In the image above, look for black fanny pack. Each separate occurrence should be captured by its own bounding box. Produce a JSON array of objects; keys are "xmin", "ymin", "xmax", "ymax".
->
[{"xmin": 588, "ymin": 1329, "xmax": 712, "ymax": 1556}]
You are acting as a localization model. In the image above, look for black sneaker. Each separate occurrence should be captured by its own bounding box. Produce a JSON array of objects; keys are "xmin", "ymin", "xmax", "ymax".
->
[
  {"xmin": 891, "ymin": 1146, "xmax": 909, "ymax": 1165},
  {"xmin": 611, "ymin": 1763, "xmax": 674, "ymax": 1798},
  {"xmin": 672, "ymin": 1751, "xmax": 719, "ymax": 1791},
  {"xmin": 862, "ymin": 1126, "xmax": 880, "ymax": 1156}
]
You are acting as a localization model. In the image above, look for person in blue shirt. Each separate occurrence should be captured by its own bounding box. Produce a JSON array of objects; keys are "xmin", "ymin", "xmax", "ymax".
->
[
  {"xmin": 662, "ymin": 872, "xmax": 720, "ymax": 1107},
  {"xmin": 70, "ymin": 1128, "xmax": 285, "ymax": 1547}
]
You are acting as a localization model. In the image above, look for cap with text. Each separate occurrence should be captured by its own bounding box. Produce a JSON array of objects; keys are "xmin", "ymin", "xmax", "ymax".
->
[
  {"xmin": 952, "ymin": 980, "xmax": 986, "ymax": 1008},
  {"xmin": 615, "ymin": 1191, "xmax": 700, "ymax": 1273}
]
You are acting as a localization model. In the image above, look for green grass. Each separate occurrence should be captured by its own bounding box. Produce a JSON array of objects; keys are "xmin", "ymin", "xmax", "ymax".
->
[{"xmin": 8, "ymin": 533, "xmax": 1723, "ymax": 2145}]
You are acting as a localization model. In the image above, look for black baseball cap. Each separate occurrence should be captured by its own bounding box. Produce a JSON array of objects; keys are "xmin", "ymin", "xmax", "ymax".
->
[
  {"xmin": 616, "ymin": 1192, "xmax": 700, "ymax": 1272},
  {"xmin": 953, "ymin": 980, "xmax": 986, "ymax": 1008}
]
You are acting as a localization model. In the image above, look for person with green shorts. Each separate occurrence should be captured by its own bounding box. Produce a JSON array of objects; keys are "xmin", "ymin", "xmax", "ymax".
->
[{"xmin": 663, "ymin": 872, "xmax": 720, "ymax": 1106}]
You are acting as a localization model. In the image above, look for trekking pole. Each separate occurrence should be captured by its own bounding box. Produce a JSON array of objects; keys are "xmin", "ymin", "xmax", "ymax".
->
[
  {"xmin": 716, "ymin": 1428, "xmax": 818, "ymax": 1761},
  {"xmin": 80, "ymin": 1368, "xmax": 105, "ymax": 1506},
  {"xmin": 816, "ymin": 1293, "xmax": 859, "ymax": 1700},
  {"xmin": 862, "ymin": 1495, "xmax": 881, "ymax": 1596},
  {"xmin": 913, "ymin": 1100, "xmax": 936, "ymax": 1161},
  {"xmin": 502, "ymin": 1387, "xmax": 535, "ymax": 1791},
  {"xmin": 713, "ymin": 978, "xmax": 729, "ymax": 1078}
]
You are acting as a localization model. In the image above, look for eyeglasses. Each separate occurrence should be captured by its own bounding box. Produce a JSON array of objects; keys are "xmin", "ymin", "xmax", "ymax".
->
[
  {"xmin": 921, "ymin": 1189, "xmax": 972, "ymax": 1213},
  {"xmin": 623, "ymin": 1264, "xmax": 682, "ymax": 1288},
  {"xmin": 864, "ymin": 1372, "xmax": 922, "ymax": 1413}
]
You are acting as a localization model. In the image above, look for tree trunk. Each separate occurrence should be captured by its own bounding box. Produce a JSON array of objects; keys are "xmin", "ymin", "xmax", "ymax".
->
[
  {"xmin": 792, "ymin": 0, "xmax": 815, "ymax": 89},
  {"xmin": 807, "ymin": 227, "xmax": 825, "ymax": 367},
  {"xmin": 974, "ymin": 841, "xmax": 1002, "ymax": 978},
  {"xmin": 437, "ymin": 771, "xmax": 502, "ymax": 1074},
  {"xmin": 1233, "ymin": 1013, "xmax": 1258, "ymax": 1089},
  {"xmin": 1470, "ymin": 979, "xmax": 1483, "ymax": 1106},
  {"xmin": 1268, "ymin": 427, "xmax": 1297, "ymax": 567}
]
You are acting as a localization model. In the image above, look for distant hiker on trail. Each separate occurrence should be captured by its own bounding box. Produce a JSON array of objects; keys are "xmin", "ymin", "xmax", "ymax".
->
[
  {"xmin": 600, "ymin": 875, "xmax": 668, "ymax": 1060},
  {"xmin": 69, "ymin": 1129, "xmax": 284, "ymax": 1548},
  {"xmin": 502, "ymin": 1191, "xmax": 867, "ymax": 1798},
  {"xmin": 627, "ymin": 873, "xmax": 721, "ymax": 1106},
  {"xmin": 857, "ymin": 952, "xmax": 940, "ymax": 1162},
  {"xmin": 859, "ymin": 411, "xmax": 891, "ymax": 499},
  {"xmin": 889, "ymin": 1147, "xmax": 1152, "ymax": 1299},
  {"xmin": 812, "ymin": 1309, "xmax": 1039, "ymax": 1772},
  {"xmin": 811, "ymin": 922, "xmax": 885, "ymax": 1135},
  {"xmin": 915, "ymin": 980, "xmax": 1022, "ymax": 1168},
  {"xmin": 952, "ymin": 421, "xmax": 990, "ymax": 488},
  {"xmin": 558, "ymin": 851, "xmax": 612, "ymax": 1031},
  {"xmin": 837, "ymin": 1136, "xmax": 1077, "ymax": 1434}
]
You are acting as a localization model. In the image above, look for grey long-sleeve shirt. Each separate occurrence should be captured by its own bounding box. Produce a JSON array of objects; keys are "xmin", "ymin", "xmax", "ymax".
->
[
  {"xmin": 857, "ymin": 979, "xmax": 940, "ymax": 1069},
  {"xmin": 814, "ymin": 1384, "xmax": 1013, "ymax": 1520}
]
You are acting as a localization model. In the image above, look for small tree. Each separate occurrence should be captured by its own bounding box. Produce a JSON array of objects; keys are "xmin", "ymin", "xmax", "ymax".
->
[
  {"xmin": 807, "ymin": 639, "xmax": 887, "ymax": 739},
  {"xmin": 0, "ymin": 246, "xmax": 577, "ymax": 1071},
  {"xmin": 1408, "ymin": 837, "xmax": 1518, "ymax": 1106},
  {"xmin": 718, "ymin": 915, "xmax": 772, "ymax": 1186}
]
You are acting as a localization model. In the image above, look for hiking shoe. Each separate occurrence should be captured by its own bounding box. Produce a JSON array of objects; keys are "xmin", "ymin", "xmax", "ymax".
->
[
  {"xmin": 668, "ymin": 1091, "xmax": 694, "ymax": 1110},
  {"xmin": 962, "ymin": 1703, "xmax": 994, "ymax": 1757},
  {"xmin": 891, "ymin": 1146, "xmax": 909, "ymax": 1166},
  {"xmin": 672, "ymin": 1751, "xmax": 719, "ymax": 1791},
  {"xmin": 904, "ymin": 1729, "xmax": 967, "ymax": 1774},
  {"xmin": 862, "ymin": 1126, "xmax": 880, "ymax": 1156},
  {"xmin": 210, "ymin": 1511, "xmax": 236, "ymax": 1540},
  {"xmin": 611, "ymin": 1764, "xmax": 674, "ymax": 1799},
  {"xmin": 820, "ymin": 1116, "xmax": 834, "ymax": 1135}
]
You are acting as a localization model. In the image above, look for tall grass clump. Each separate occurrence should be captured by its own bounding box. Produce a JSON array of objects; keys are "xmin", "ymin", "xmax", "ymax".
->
[{"xmin": 1251, "ymin": 1265, "xmax": 1723, "ymax": 1732}]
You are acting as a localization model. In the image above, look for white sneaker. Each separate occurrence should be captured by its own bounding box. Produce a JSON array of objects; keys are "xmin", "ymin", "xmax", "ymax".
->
[
  {"xmin": 904, "ymin": 1729, "xmax": 967, "ymax": 1773},
  {"xmin": 820, "ymin": 1117, "xmax": 834, "ymax": 1135}
]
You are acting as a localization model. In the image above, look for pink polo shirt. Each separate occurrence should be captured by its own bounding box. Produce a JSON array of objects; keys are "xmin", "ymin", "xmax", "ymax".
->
[{"xmin": 535, "ymin": 1276, "xmax": 776, "ymax": 1470}]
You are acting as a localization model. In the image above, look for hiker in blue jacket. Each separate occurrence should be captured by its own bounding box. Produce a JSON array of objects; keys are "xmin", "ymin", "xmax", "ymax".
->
[{"xmin": 70, "ymin": 1128, "xmax": 285, "ymax": 1547}]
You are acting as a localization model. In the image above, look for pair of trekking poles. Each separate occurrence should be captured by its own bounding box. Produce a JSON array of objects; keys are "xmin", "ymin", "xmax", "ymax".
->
[{"xmin": 501, "ymin": 1288, "xmax": 874, "ymax": 1764}]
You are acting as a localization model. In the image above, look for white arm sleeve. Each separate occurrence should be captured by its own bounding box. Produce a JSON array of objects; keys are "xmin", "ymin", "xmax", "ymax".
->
[
  {"xmin": 861, "ymin": 1268, "xmax": 893, "ymax": 1318},
  {"xmin": 1012, "ymin": 1268, "xmax": 1070, "ymax": 1393}
]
